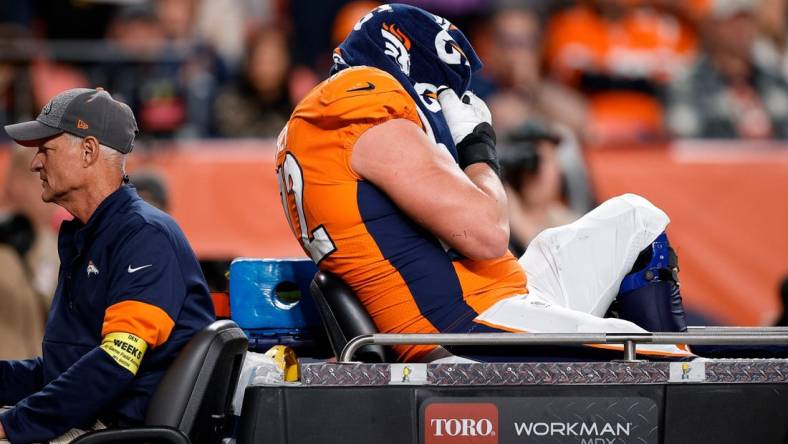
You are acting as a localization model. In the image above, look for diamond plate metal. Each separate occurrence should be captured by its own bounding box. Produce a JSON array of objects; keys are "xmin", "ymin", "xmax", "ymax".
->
[
  {"xmin": 301, "ymin": 363, "xmax": 390, "ymax": 385},
  {"xmin": 428, "ymin": 362, "xmax": 670, "ymax": 385},
  {"xmin": 705, "ymin": 359, "xmax": 788, "ymax": 383},
  {"xmin": 301, "ymin": 360, "xmax": 788, "ymax": 386}
]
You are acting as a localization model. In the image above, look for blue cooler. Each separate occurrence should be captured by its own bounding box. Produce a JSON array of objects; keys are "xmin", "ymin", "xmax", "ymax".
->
[{"xmin": 229, "ymin": 258, "xmax": 323, "ymax": 352}]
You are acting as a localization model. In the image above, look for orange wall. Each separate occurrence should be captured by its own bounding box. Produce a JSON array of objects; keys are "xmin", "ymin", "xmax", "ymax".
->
[
  {"xmin": 3, "ymin": 139, "xmax": 786, "ymax": 326},
  {"xmin": 586, "ymin": 141, "xmax": 788, "ymax": 326},
  {"xmin": 126, "ymin": 141, "xmax": 303, "ymax": 259}
]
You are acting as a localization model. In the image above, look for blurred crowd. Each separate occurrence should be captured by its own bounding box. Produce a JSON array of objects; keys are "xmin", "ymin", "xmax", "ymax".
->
[{"xmin": 0, "ymin": 0, "xmax": 787, "ymax": 145}]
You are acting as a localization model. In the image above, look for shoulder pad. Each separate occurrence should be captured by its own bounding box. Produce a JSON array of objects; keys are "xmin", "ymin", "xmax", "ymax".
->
[
  {"xmin": 290, "ymin": 66, "xmax": 420, "ymax": 126},
  {"xmin": 319, "ymin": 66, "xmax": 407, "ymax": 105}
]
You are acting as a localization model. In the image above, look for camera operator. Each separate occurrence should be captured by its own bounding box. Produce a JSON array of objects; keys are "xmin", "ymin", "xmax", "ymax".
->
[{"xmin": 500, "ymin": 120, "xmax": 580, "ymax": 257}]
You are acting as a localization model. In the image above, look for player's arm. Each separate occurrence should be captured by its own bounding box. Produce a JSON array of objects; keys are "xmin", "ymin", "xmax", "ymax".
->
[{"xmin": 352, "ymin": 117, "xmax": 509, "ymax": 259}]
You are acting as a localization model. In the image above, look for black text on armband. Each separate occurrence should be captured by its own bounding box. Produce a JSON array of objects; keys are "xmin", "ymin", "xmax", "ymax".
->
[{"xmin": 100, "ymin": 332, "xmax": 148, "ymax": 375}]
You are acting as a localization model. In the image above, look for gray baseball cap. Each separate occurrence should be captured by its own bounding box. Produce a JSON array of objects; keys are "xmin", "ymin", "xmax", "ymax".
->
[{"xmin": 4, "ymin": 88, "xmax": 139, "ymax": 154}]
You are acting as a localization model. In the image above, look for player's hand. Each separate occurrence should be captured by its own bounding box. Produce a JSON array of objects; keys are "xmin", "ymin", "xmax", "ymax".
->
[
  {"xmin": 437, "ymin": 88, "xmax": 499, "ymax": 174},
  {"xmin": 437, "ymin": 88, "xmax": 492, "ymax": 145}
]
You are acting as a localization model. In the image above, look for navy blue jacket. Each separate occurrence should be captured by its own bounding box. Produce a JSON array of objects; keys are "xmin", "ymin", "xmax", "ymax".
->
[{"xmin": 0, "ymin": 185, "xmax": 215, "ymax": 443}]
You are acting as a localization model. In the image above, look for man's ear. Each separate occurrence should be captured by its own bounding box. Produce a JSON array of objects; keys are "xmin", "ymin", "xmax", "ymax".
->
[{"xmin": 82, "ymin": 136, "xmax": 100, "ymax": 167}]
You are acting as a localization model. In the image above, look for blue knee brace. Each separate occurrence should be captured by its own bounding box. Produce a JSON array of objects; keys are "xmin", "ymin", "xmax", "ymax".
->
[{"xmin": 616, "ymin": 232, "xmax": 688, "ymax": 332}]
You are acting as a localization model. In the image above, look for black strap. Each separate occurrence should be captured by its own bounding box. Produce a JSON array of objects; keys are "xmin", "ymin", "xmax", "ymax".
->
[{"xmin": 456, "ymin": 122, "xmax": 500, "ymax": 175}]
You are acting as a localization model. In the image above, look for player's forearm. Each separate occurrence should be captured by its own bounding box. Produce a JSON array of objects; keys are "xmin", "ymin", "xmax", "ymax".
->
[
  {"xmin": 437, "ymin": 86, "xmax": 508, "ymax": 258},
  {"xmin": 458, "ymin": 163, "xmax": 510, "ymax": 258}
]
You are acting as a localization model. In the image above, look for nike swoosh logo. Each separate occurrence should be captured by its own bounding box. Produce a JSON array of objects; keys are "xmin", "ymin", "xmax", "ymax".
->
[
  {"xmin": 346, "ymin": 82, "xmax": 376, "ymax": 92},
  {"xmin": 128, "ymin": 264, "xmax": 153, "ymax": 273}
]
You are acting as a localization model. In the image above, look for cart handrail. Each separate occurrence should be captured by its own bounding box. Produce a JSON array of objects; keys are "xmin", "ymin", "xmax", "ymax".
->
[{"xmin": 338, "ymin": 327, "xmax": 788, "ymax": 362}]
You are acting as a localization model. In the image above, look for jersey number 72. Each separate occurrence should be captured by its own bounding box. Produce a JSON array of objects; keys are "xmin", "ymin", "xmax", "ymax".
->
[{"xmin": 277, "ymin": 152, "xmax": 337, "ymax": 264}]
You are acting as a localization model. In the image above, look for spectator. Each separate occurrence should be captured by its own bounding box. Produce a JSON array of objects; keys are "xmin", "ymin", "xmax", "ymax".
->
[
  {"xmin": 4, "ymin": 147, "xmax": 61, "ymax": 305},
  {"xmin": 156, "ymin": 0, "xmax": 197, "ymax": 42},
  {"xmin": 130, "ymin": 169, "xmax": 170, "ymax": 212},
  {"xmin": 106, "ymin": 5, "xmax": 168, "ymax": 60},
  {"xmin": 0, "ymin": 26, "xmax": 35, "ymax": 142},
  {"xmin": 0, "ymin": 212, "xmax": 45, "ymax": 360},
  {"xmin": 666, "ymin": 0, "xmax": 788, "ymax": 139},
  {"xmin": 479, "ymin": 6, "xmax": 587, "ymax": 136},
  {"xmin": 100, "ymin": 3, "xmax": 223, "ymax": 139},
  {"xmin": 103, "ymin": 5, "xmax": 179, "ymax": 136},
  {"xmin": 0, "ymin": 144, "xmax": 60, "ymax": 362},
  {"xmin": 499, "ymin": 120, "xmax": 580, "ymax": 257},
  {"xmin": 289, "ymin": 0, "xmax": 349, "ymax": 71},
  {"xmin": 752, "ymin": 0, "xmax": 788, "ymax": 82},
  {"xmin": 476, "ymin": 7, "xmax": 594, "ymax": 214},
  {"xmin": 544, "ymin": 0, "xmax": 699, "ymax": 143},
  {"xmin": 0, "ymin": 3, "xmax": 33, "ymax": 28},
  {"xmin": 193, "ymin": 0, "xmax": 246, "ymax": 69},
  {"xmin": 214, "ymin": 26, "xmax": 294, "ymax": 138}
]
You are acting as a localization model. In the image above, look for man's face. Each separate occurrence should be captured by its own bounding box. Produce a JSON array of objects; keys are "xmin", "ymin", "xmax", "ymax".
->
[
  {"xmin": 492, "ymin": 10, "xmax": 541, "ymax": 91},
  {"xmin": 707, "ymin": 13, "xmax": 757, "ymax": 60},
  {"xmin": 30, "ymin": 134, "xmax": 84, "ymax": 204}
]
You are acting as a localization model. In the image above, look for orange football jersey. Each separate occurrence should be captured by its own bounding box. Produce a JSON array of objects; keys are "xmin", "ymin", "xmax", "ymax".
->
[{"xmin": 276, "ymin": 66, "xmax": 527, "ymax": 361}]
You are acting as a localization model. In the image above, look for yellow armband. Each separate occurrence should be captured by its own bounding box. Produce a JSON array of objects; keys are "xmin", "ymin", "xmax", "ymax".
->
[{"xmin": 100, "ymin": 332, "xmax": 148, "ymax": 375}]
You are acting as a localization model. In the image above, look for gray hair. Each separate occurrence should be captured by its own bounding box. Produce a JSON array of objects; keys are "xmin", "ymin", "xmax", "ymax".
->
[
  {"xmin": 99, "ymin": 144, "xmax": 127, "ymax": 173},
  {"xmin": 65, "ymin": 133, "xmax": 127, "ymax": 173}
]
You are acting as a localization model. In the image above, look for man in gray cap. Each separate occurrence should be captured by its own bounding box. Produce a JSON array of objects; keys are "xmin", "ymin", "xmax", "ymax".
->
[{"xmin": 0, "ymin": 88, "xmax": 214, "ymax": 443}]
